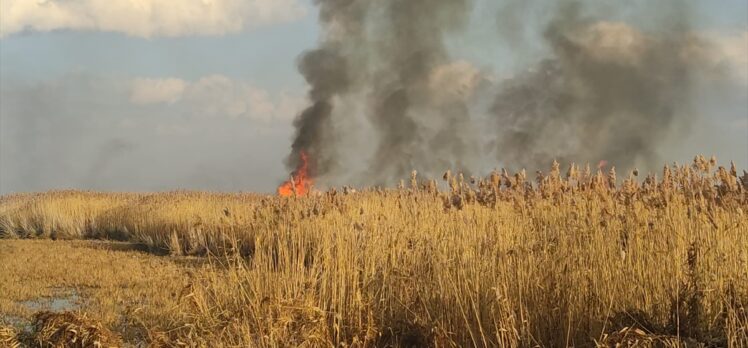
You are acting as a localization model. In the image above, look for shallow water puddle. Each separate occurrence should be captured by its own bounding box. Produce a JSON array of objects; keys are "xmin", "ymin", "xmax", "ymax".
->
[
  {"xmin": 18, "ymin": 289, "xmax": 82, "ymax": 312},
  {"xmin": 1, "ymin": 290, "xmax": 83, "ymax": 331}
]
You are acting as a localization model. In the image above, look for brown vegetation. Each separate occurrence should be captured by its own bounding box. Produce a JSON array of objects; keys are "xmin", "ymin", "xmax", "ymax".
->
[{"xmin": 1, "ymin": 156, "xmax": 747, "ymax": 347}]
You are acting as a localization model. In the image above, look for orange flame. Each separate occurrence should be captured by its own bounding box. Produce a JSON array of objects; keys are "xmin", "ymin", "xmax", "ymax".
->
[{"xmin": 278, "ymin": 151, "xmax": 313, "ymax": 197}]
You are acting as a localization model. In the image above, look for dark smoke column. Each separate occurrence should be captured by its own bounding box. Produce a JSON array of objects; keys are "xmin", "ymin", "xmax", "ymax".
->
[
  {"xmin": 285, "ymin": 0, "xmax": 367, "ymax": 179},
  {"xmin": 288, "ymin": 49, "xmax": 347, "ymax": 178},
  {"xmin": 287, "ymin": 0, "xmax": 475, "ymax": 185}
]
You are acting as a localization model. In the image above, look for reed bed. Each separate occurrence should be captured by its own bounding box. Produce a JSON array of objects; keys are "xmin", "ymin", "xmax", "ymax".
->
[{"xmin": 1, "ymin": 156, "xmax": 746, "ymax": 347}]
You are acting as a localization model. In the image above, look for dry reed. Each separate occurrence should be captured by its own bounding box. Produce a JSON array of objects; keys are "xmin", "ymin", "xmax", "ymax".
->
[{"xmin": 0, "ymin": 156, "xmax": 746, "ymax": 347}]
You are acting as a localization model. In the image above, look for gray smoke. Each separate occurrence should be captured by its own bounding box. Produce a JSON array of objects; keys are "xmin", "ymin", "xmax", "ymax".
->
[
  {"xmin": 364, "ymin": 0, "xmax": 473, "ymax": 183},
  {"xmin": 490, "ymin": 0, "xmax": 711, "ymax": 171},
  {"xmin": 85, "ymin": 138, "xmax": 134, "ymax": 189},
  {"xmin": 287, "ymin": 0, "xmax": 475, "ymax": 183},
  {"xmin": 287, "ymin": 0, "xmax": 742, "ymax": 185}
]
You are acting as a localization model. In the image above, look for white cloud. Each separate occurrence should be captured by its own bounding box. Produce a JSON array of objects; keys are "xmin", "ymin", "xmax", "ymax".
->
[
  {"xmin": 129, "ymin": 75, "xmax": 305, "ymax": 122},
  {"xmin": 130, "ymin": 78, "xmax": 187, "ymax": 104},
  {"xmin": 0, "ymin": 0, "xmax": 306, "ymax": 38}
]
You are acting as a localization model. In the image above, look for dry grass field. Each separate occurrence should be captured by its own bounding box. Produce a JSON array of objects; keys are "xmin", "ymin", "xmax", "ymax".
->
[{"xmin": 1, "ymin": 156, "xmax": 747, "ymax": 347}]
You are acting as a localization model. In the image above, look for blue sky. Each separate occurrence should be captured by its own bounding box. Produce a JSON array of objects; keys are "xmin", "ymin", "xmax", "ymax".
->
[
  {"xmin": 0, "ymin": 0, "xmax": 746, "ymax": 193},
  {"xmin": 0, "ymin": 2, "xmax": 319, "ymax": 89}
]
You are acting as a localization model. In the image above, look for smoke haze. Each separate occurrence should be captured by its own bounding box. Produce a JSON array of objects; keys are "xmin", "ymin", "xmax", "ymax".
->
[{"xmin": 0, "ymin": 74, "xmax": 300, "ymax": 194}]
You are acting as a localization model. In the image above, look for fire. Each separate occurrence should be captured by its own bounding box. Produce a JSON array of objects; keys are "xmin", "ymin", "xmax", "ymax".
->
[{"xmin": 278, "ymin": 151, "xmax": 313, "ymax": 197}]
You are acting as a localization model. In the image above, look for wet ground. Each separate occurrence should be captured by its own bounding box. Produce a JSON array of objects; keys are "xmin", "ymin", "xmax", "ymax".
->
[
  {"xmin": 1, "ymin": 289, "xmax": 82, "ymax": 330},
  {"xmin": 0, "ymin": 239, "xmax": 193, "ymax": 346}
]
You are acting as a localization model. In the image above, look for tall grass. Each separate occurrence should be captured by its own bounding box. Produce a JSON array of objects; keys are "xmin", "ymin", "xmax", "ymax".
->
[
  {"xmin": 1, "ymin": 156, "xmax": 746, "ymax": 347},
  {"xmin": 0, "ymin": 191, "xmax": 140, "ymax": 240}
]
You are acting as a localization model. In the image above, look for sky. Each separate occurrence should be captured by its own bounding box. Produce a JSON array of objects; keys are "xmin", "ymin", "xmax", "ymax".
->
[{"xmin": 0, "ymin": 0, "xmax": 746, "ymax": 194}]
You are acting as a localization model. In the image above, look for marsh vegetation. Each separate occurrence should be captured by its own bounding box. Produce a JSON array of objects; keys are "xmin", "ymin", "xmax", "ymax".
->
[{"xmin": 1, "ymin": 156, "xmax": 746, "ymax": 347}]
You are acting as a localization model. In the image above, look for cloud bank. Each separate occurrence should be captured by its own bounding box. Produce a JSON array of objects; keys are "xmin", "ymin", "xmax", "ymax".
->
[
  {"xmin": 130, "ymin": 75, "xmax": 305, "ymax": 122},
  {"xmin": 0, "ymin": 0, "xmax": 306, "ymax": 38}
]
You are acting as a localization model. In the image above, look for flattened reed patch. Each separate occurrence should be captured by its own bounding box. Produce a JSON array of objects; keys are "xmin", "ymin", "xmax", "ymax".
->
[{"xmin": 31, "ymin": 311, "xmax": 121, "ymax": 348}]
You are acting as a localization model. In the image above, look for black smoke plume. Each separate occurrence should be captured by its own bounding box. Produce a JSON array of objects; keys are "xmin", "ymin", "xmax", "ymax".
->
[
  {"xmin": 287, "ymin": 0, "xmax": 474, "ymax": 184},
  {"xmin": 285, "ymin": 0, "xmax": 368, "ymax": 178}
]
